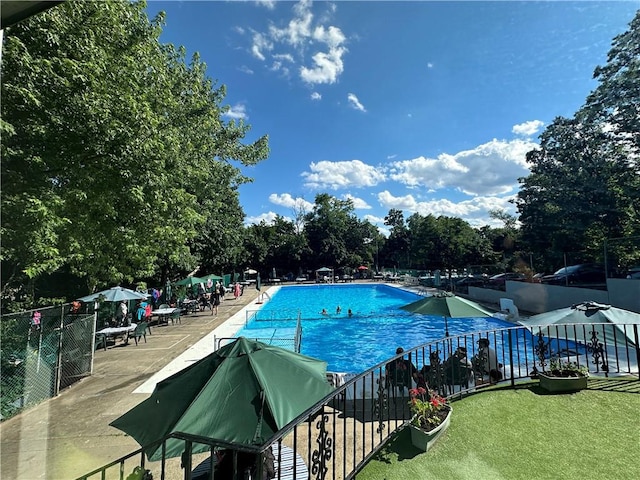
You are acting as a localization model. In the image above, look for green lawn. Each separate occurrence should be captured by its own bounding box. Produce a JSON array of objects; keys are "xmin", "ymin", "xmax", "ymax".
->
[{"xmin": 357, "ymin": 379, "xmax": 640, "ymax": 480}]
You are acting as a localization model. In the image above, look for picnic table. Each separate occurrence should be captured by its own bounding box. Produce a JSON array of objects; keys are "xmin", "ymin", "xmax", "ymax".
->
[{"xmin": 95, "ymin": 323, "xmax": 137, "ymax": 351}]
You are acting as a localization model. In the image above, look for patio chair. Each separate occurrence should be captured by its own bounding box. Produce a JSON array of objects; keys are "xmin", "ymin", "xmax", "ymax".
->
[
  {"xmin": 170, "ymin": 308, "xmax": 181, "ymax": 325},
  {"xmin": 95, "ymin": 334, "xmax": 107, "ymax": 351},
  {"xmin": 443, "ymin": 348, "xmax": 472, "ymax": 389},
  {"xmin": 131, "ymin": 322, "xmax": 148, "ymax": 346}
]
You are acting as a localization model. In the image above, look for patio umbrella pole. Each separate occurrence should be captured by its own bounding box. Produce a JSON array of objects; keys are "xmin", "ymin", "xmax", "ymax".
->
[{"xmin": 444, "ymin": 316, "xmax": 449, "ymax": 337}]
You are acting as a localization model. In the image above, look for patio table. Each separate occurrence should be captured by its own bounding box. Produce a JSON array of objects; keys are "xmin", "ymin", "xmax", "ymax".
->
[
  {"xmin": 95, "ymin": 323, "xmax": 137, "ymax": 351},
  {"xmin": 152, "ymin": 307, "xmax": 180, "ymax": 324},
  {"xmin": 180, "ymin": 299, "xmax": 199, "ymax": 314}
]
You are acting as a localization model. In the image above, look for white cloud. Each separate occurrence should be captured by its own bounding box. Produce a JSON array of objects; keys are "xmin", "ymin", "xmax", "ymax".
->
[
  {"xmin": 387, "ymin": 154, "xmax": 397, "ymax": 160},
  {"xmin": 300, "ymin": 46, "xmax": 346, "ymax": 84},
  {"xmin": 273, "ymin": 53, "xmax": 294, "ymax": 63},
  {"xmin": 251, "ymin": 32, "xmax": 273, "ymax": 61},
  {"xmin": 245, "ymin": 211, "xmax": 278, "ymax": 225},
  {"xmin": 223, "ymin": 104, "xmax": 248, "ymax": 120},
  {"xmin": 427, "ymin": 62, "xmax": 434, "ymax": 68},
  {"xmin": 268, "ymin": 193, "xmax": 314, "ymax": 211},
  {"xmin": 238, "ymin": 65, "xmax": 254, "ymax": 74},
  {"xmin": 244, "ymin": 0, "xmax": 348, "ymax": 86},
  {"xmin": 270, "ymin": 1, "xmax": 313, "ymax": 48},
  {"xmin": 310, "ymin": 92, "xmax": 322, "ymax": 100},
  {"xmin": 364, "ymin": 214, "xmax": 385, "ymax": 224},
  {"xmin": 389, "ymin": 138, "xmax": 537, "ymax": 196},
  {"xmin": 512, "ymin": 120, "xmax": 544, "ymax": 137},
  {"xmin": 377, "ymin": 191, "xmax": 517, "ymax": 228},
  {"xmin": 347, "ymin": 93, "xmax": 366, "ymax": 112},
  {"xmin": 343, "ymin": 194, "xmax": 371, "ymax": 209},
  {"xmin": 255, "ymin": 0, "xmax": 276, "ymax": 9},
  {"xmin": 302, "ymin": 160, "xmax": 386, "ymax": 190},
  {"xmin": 312, "ymin": 25, "xmax": 346, "ymax": 47}
]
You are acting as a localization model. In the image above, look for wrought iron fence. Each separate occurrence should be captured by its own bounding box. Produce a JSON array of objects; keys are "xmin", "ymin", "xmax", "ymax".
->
[
  {"xmin": 78, "ymin": 322, "xmax": 639, "ymax": 480},
  {"xmin": 1, "ymin": 304, "xmax": 95, "ymax": 420}
]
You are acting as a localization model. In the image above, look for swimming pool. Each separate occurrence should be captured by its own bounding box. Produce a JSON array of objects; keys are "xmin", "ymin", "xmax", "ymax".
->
[{"xmin": 235, "ymin": 284, "xmax": 514, "ymax": 373}]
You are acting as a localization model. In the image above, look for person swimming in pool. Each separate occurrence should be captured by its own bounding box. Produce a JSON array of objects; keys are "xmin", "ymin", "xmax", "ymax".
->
[
  {"xmin": 347, "ymin": 308, "xmax": 353, "ymax": 317},
  {"xmin": 321, "ymin": 308, "xmax": 328, "ymax": 315},
  {"xmin": 336, "ymin": 305, "xmax": 342, "ymax": 314}
]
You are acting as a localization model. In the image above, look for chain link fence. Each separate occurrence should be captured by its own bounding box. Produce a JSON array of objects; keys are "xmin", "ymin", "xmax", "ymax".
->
[{"xmin": 1, "ymin": 303, "xmax": 95, "ymax": 420}]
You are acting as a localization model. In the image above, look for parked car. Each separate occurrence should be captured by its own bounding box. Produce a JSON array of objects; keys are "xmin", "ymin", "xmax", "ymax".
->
[
  {"xmin": 626, "ymin": 266, "xmax": 640, "ymax": 279},
  {"xmin": 540, "ymin": 263, "xmax": 606, "ymax": 286},
  {"xmin": 487, "ymin": 272, "xmax": 526, "ymax": 289},
  {"xmin": 455, "ymin": 276, "xmax": 487, "ymax": 288}
]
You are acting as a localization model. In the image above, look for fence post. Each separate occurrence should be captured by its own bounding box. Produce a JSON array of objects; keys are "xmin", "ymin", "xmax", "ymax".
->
[
  {"xmin": 54, "ymin": 307, "xmax": 64, "ymax": 396},
  {"xmin": 508, "ymin": 329, "xmax": 515, "ymax": 388},
  {"xmin": 90, "ymin": 302, "xmax": 98, "ymax": 375},
  {"xmin": 634, "ymin": 324, "xmax": 640, "ymax": 382}
]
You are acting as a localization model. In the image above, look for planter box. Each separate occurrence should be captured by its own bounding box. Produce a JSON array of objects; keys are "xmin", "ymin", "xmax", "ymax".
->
[
  {"xmin": 408, "ymin": 407, "xmax": 452, "ymax": 452},
  {"xmin": 539, "ymin": 373, "xmax": 587, "ymax": 393}
]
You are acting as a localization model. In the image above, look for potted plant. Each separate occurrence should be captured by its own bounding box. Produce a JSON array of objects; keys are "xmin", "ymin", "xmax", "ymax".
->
[
  {"xmin": 406, "ymin": 387, "xmax": 451, "ymax": 451},
  {"xmin": 538, "ymin": 357, "xmax": 588, "ymax": 393}
]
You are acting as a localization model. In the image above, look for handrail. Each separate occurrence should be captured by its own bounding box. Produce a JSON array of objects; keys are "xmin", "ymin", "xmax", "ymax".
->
[
  {"xmin": 77, "ymin": 322, "xmax": 639, "ymax": 480},
  {"xmin": 294, "ymin": 311, "xmax": 302, "ymax": 353}
]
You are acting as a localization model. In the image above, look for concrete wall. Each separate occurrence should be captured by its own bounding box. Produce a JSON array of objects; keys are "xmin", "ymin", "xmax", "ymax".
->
[
  {"xmin": 607, "ymin": 278, "xmax": 640, "ymax": 313},
  {"xmin": 468, "ymin": 279, "xmax": 640, "ymax": 315}
]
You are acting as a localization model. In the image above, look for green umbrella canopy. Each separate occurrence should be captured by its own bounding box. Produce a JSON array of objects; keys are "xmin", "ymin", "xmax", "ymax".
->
[
  {"xmin": 174, "ymin": 276, "xmax": 205, "ymax": 287},
  {"xmin": 110, "ymin": 337, "xmax": 333, "ymax": 461},
  {"xmin": 401, "ymin": 292, "xmax": 493, "ymax": 318},
  {"xmin": 519, "ymin": 301, "xmax": 639, "ymax": 346}
]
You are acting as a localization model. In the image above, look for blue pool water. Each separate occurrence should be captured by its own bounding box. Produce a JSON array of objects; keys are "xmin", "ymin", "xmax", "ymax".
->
[{"xmin": 235, "ymin": 284, "xmax": 514, "ymax": 373}]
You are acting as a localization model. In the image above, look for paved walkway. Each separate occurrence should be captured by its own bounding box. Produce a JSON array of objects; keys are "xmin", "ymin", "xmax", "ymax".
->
[{"xmin": 0, "ymin": 287, "xmax": 264, "ymax": 480}]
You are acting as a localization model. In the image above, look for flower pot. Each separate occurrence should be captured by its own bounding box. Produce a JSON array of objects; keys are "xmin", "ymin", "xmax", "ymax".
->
[
  {"xmin": 538, "ymin": 372, "xmax": 587, "ymax": 393},
  {"xmin": 408, "ymin": 406, "xmax": 452, "ymax": 451}
]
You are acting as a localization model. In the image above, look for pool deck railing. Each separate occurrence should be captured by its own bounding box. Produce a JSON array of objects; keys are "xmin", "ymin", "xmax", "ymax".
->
[{"xmin": 77, "ymin": 322, "xmax": 639, "ymax": 480}]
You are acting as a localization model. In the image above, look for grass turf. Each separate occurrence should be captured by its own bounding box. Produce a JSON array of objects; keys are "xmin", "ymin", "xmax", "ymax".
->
[{"xmin": 357, "ymin": 381, "xmax": 640, "ymax": 480}]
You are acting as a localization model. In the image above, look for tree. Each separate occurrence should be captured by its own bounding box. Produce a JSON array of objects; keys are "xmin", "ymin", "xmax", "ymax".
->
[
  {"xmin": 1, "ymin": 0, "xmax": 268, "ymax": 303},
  {"xmin": 516, "ymin": 12, "xmax": 640, "ymax": 270},
  {"xmin": 383, "ymin": 209, "xmax": 410, "ymax": 268},
  {"xmin": 243, "ymin": 216, "xmax": 309, "ymax": 276},
  {"xmin": 303, "ymin": 194, "xmax": 371, "ymax": 269}
]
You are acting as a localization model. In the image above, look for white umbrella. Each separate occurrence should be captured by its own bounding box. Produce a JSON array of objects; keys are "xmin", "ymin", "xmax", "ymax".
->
[
  {"xmin": 78, "ymin": 286, "xmax": 148, "ymax": 303},
  {"xmin": 519, "ymin": 301, "xmax": 639, "ymax": 346}
]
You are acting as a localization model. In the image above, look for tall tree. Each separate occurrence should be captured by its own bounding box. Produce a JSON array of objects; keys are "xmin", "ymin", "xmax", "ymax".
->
[
  {"xmin": 303, "ymin": 194, "xmax": 371, "ymax": 269},
  {"xmin": 1, "ymin": 0, "xmax": 268, "ymax": 302},
  {"xmin": 383, "ymin": 209, "xmax": 410, "ymax": 268},
  {"xmin": 516, "ymin": 11, "xmax": 640, "ymax": 270}
]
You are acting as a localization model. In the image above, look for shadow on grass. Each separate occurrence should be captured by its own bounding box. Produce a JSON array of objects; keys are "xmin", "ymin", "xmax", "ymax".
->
[
  {"xmin": 586, "ymin": 376, "xmax": 640, "ymax": 394},
  {"xmin": 513, "ymin": 376, "xmax": 640, "ymax": 396},
  {"xmin": 367, "ymin": 427, "xmax": 422, "ymax": 465}
]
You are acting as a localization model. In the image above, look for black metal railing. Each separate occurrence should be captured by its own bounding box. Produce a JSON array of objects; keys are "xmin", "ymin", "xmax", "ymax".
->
[{"xmin": 77, "ymin": 323, "xmax": 639, "ymax": 480}]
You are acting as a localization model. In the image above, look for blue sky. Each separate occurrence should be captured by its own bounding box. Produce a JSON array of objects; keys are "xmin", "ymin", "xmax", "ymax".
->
[{"xmin": 147, "ymin": 1, "xmax": 638, "ymax": 234}]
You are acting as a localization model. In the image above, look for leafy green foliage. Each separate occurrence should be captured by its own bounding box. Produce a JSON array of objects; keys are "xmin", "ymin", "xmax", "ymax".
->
[
  {"xmin": 1, "ymin": 0, "xmax": 268, "ymax": 304},
  {"xmin": 517, "ymin": 12, "xmax": 640, "ymax": 269}
]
